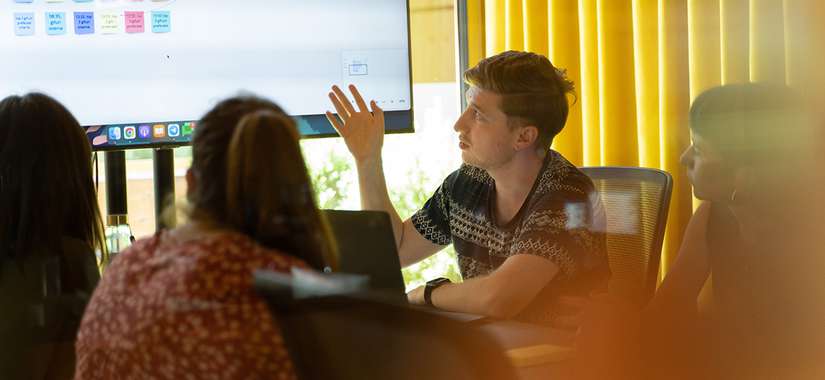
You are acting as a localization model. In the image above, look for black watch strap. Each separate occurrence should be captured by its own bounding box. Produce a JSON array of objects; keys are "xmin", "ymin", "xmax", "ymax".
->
[{"xmin": 424, "ymin": 277, "xmax": 451, "ymax": 306}]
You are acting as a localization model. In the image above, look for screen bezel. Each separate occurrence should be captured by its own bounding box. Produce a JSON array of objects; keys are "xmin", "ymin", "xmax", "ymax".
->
[{"xmin": 85, "ymin": 0, "xmax": 415, "ymax": 152}]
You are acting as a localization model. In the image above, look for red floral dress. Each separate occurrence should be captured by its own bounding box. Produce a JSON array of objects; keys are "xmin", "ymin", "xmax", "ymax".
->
[{"xmin": 75, "ymin": 230, "xmax": 306, "ymax": 380}]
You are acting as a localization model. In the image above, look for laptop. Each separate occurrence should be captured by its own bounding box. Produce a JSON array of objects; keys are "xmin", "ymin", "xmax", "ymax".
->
[
  {"xmin": 321, "ymin": 209, "xmax": 486, "ymax": 322},
  {"xmin": 321, "ymin": 210, "xmax": 406, "ymax": 296}
]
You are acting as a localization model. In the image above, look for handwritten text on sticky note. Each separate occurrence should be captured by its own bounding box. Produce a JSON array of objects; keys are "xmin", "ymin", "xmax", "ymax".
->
[
  {"xmin": 74, "ymin": 12, "xmax": 95, "ymax": 35},
  {"xmin": 125, "ymin": 11, "xmax": 145, "ymax": 34},
  {"xmin": 14, "ymin": 13, "xmax": 35, "ymax": 36},
  {"xmin": 100, "ymin": 11, "xmax": 120, "ymax": 34},
  {"xmin": 46, "ymin": 12, "xmax": 67, "ymax": 35},
  {"xmin": 151, "ymin": 11, "xmax": 170, "ymax": 33}
]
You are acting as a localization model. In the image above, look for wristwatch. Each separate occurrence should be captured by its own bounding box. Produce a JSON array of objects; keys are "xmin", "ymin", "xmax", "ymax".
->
[{"xmin": 424, "ymin": 277, "xmax": 451, "ymax": 307}]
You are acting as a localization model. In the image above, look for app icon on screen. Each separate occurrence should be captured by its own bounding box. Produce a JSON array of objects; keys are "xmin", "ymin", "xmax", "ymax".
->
[
  {"xmin": 124, "ymin": 126, "xmax": 136, "ymax": 139},
  {"xmin": 108, "ymin": 127, "xmax": 122, "ymax": 141},
  {"xmin": 182, "ymin": 122, "xmax": 193, "ymax": 136},
  {"xmin": 167, "ymin": 123, "xmax": 180, "ymax": 137},
  {"xmin": 153, "ymin": 124, "xmax": 166, "ymax": 138},
  {"xmin": 138, "ymin": 125, "xmax": 151, "ymax": 139}
]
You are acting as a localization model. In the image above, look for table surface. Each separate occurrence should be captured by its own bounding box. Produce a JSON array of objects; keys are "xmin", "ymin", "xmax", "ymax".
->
[
  {"xmin": 410, "ymin": 305, "xmax": 577, "ymax": 379},
  {"xmin": 476, "ymin": 319, "xmax": 576, "ymax": 380}
]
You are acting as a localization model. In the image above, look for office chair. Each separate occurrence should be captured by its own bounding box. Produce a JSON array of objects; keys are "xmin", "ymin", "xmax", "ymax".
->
[{"xmin": 580, "ymin": 167, "xmax": 673, "ymax": 308}]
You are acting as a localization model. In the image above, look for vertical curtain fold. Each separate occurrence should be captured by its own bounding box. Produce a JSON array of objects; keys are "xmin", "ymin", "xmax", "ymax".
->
[
  {"xmin": 632, "ymin": 0, "xmax": 660, "ymax": 170},
  {"xmin": 577, "ymin": 0, "xmax": 602, "ymax": 166},
  {"xmin": 657, "ymin": 0, "xmax": 690, "ymax": 274},
  {"xmin": 720, "ymin": 0, "xmax": 750, "ymax": 84},
  {"xmin": 523, "ymin": 0, "xmax": 549, "ymax": 55},
  {"xmin": 597, "ymin": 0, "xmax": 639, "ymax": 167},
  {"xmin": 548, "ymin": 0, "xmax": 584, "ymax": 165},
  {"xmin": 749, "ymin": 0, "xmax": 785, "ymax": 83},
  {"xmin": 484, "ymin": 0, "xmax": 507, "ymax": 56},
  {"xmin": 688, "ymin": 0, "xmax": 722, "ymax": 99},
  {"xmin": 505, "ymin": 0, "xmax": 525, "ymax": 49}
]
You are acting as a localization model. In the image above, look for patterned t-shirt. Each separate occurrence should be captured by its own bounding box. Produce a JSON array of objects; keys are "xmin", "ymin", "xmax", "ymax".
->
[
  {"xmin": 412, "ymin": 150, "xmax": 609, "ymax": 323},
  {"xmin": 75, "ymin": 230, "xmax": 305, "ymax": 380}
]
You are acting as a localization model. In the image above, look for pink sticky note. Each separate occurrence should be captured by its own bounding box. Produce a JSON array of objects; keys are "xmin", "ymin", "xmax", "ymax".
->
[{"xmin": 124, "ymin": 11, "xmax": 145, "ymax": 33}]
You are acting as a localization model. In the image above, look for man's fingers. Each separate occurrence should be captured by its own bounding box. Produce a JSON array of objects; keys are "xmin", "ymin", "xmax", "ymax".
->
[
  {"xmin": 325, "ymin": 111, "xmax": 345, "ymax": 135},
  {"xmin": 349, "ymin": 85, "xmax": 370, "ymax": 113},
  {"xmin": 332, "ymin": 85, "xmax": 357, "ymax": 116},
  {"xmin": 370, "ymin": 100, "xmax": 385, "ymax": 123},
  {"xmin": 328, "ymin": 92, "xmax": 350, "ymax": 122}
]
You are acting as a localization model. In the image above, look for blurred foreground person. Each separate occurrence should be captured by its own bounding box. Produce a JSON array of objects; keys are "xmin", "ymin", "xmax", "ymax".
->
[
  {"xmin": 75, "ymin": 96, "xmax": 337, "ymax": 380},
  {"xmin": 0, "ymin": 93, "xmax": 106, "ymax": 380},
  {"xmin": 643, "ymin": 83, "xmax": 825, "ymax": 379}
]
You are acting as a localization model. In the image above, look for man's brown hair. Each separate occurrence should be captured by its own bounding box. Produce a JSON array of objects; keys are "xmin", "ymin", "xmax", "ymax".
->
[{"xmin": 464, "ymin": 50, "xmax": 575, "ymax": 149}]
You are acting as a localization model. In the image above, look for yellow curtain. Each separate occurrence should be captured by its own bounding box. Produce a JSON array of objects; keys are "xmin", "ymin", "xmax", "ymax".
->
[{"xmin": 464, "ymin": 0, "xmax": 824, "ymax": 278}]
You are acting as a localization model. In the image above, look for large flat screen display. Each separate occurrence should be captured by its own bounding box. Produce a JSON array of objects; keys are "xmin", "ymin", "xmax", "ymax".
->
[{"xmin": 0, "ymin": 0, "xmax": 413, "ymax": 150}]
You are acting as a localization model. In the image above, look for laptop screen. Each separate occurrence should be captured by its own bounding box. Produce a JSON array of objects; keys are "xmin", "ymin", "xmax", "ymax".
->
[{"xmin": 322, "ymin": 210, "xmax": 406, "ymax": 296}]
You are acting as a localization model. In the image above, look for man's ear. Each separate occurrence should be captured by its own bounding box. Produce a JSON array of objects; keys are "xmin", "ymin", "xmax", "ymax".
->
[
  {"xmin": 514, "ymin": 125, "xmax": 539, "ymax": 151},
  {"xmin": 185, "ymin": 169, "xmax": 196, "ymax": 198}
]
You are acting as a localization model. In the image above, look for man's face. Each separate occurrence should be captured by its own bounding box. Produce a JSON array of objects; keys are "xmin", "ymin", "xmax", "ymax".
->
[
  {"xmin": 680, "ymin": 132, "xmax": 735, "ymax": 201},
  {"xmin": 453, "ymin": 87, "xmax": 520, "ymax": 170}
]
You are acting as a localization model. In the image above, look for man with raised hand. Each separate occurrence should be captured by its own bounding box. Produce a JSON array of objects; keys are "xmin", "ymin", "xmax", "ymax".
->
[{"xmin": 326, "ymin": 51, "xmax": 608, "ymax": 324}]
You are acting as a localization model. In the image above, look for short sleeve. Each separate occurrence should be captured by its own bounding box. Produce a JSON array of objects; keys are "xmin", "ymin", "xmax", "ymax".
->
[
  {"xmin": 510, "ymin": 182, "xmax": 607, "ymax": 280},
  {"xmin": 410, "ymin": 172, "xmax": 458, "ymax": 246}
]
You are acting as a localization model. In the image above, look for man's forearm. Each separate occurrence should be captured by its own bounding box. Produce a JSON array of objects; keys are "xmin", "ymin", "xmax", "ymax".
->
[
  {"xmin": 430, "ymin": 276, "xmax": 528, "ymax": 319},
  {"xmin": 426, "ymin": 255, "xmax": 559, "ymax": 319},
  {"xmin": 356, "ymin": 158, "xmax": 404, "ymax": 248}
]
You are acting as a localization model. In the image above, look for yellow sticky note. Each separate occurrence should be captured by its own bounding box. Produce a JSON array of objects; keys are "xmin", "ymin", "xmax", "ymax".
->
[{"xmin": 99, "ymin": 11, "xmax": 121, "ymax": 34}]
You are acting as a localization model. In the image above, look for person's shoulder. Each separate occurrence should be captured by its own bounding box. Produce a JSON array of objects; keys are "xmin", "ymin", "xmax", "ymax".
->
[
  {"xmin": 450, "ymin": 163, "xmax": 493, "ymax": 188},
  {"xmin": 102, "ymin": 233, "xmax": 162, "ymax": 272},
  {"xmin": 199, "ymin": 230, "xmax": 308, "ymax": 272},
  {"xmin": 431, "ymin": 164, "xmax": 491, "ymax": 199},
  {"xmin": 535, "ymin": 150, "xmax": 594, "ymax": 198}
]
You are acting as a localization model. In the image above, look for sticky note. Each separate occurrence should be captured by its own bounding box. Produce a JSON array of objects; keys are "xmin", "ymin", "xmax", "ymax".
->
[
  {"xmin": 45, "ymin": 12, "xmax": 67, "ymax": 35},
  {"xmin": 14, "ymin": 0, "xmax": 34, "ymax": 3},
  {"xmin": 46, "ymin": 0, "xmax": 65, "ymax": 3},
  {"xmin": 99, "ymin": 10, "xmax": 120, "ymax": 34},
  {"xmin": 151, "ymin": 11, "xmax": 170, "ymax": 33},
  {"xmin": 124, "ymin": 11, "xmax": 144, "ymax": 33},
  {"xmin": 14, "ymin": 13, "xmax": 35, "ymax": 36},
  {"xmin": 74, "ymin": 12, "xmax": 94, "ymax": 35}
]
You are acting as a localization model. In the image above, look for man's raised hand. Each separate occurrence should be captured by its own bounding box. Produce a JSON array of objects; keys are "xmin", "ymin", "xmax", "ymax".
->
[{"xmin": 326, "ymin": 84, "xmax": 385, "ymax": 165}]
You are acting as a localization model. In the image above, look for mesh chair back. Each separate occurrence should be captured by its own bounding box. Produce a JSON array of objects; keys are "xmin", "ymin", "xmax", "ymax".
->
[
  {"xmin": 580, "ymin": 167, "xmax": 673, "ymax": 307},
  {"xmin": 254, "ymin": 272, "xmax": 517, "ymax": 380}
]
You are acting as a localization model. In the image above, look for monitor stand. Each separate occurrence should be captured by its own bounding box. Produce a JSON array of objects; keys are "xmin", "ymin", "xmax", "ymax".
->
[
  {"xmin": 104, "ymin": 151, "xmax": 133, "ymax": 257},
  {"xmin": 153, "ymin": 148, "xmax": 176, "ymax": 231}
]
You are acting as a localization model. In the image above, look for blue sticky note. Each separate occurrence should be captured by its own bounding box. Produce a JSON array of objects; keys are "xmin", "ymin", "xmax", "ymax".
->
[
  {"xmin": 14, "ymin": 0, "xmax": 34, "ymax": 3},
  {"xmin": 14, "ymin": 13, "xmax": 35, "ymax": 36},
  {"xmin": 74, "ymin": 12, "xmax": 94, "ymax": 35},
  {"xmin": 45, "ymin": 12, "xmax": 66, "ymax": 35},
  {"xmin": 151, "ymin": 11, "xmax": 170, "ymax": 33}
]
